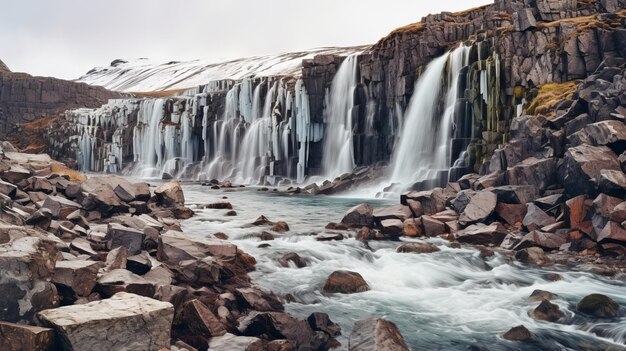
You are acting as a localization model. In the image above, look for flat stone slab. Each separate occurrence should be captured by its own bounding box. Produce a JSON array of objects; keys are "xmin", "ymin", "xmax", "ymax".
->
[{"xmin": 38, "ymin": 292, "xmax": 174, "ymax": 351}]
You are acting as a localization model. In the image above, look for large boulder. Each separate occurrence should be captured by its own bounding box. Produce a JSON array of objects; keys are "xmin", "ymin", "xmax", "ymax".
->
[
  {"xmin": 0, "ymin": 232, "xmax": 59, "ymax": 323},
  {"xmin": 458, "ymin": 191, "xmax": 497, "ymax": 226},
  {"xmin": 514, "ymin": 231, "xmax": 567, "ymax": 250},
  {"xmin": 373, "ymin": 205, "xmax": 412, "ymax": 222},
  {"xmin": 323, "ymin": 271, "xmax": 369, "ymax": 294},
  {"xmin": 37, "ymin": 292, "xmax": 174, "ymax": 351},
  {"xmin": 557, "ymin": 145, "xmax": 621, "ymax": 196},
  {"xmin": 207, "ymin": 333, "xmax": 263, "ymax": 351},
  {"xmin": 348, "ymin": 318, "xmax": 410, "ymax": 351},
  {"xmin": 341, "ymin": 204, "xmax": 374, "ymax": 227}
]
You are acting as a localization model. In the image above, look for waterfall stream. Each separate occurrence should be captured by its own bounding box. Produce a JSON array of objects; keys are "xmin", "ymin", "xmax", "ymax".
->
[
  {"xmin": 388, "ymin": 45, "xmax": 470, "ymax": 189},
  {"xmin": 321, "ymin": 55, "xmax": 359, "ymax": 179}
]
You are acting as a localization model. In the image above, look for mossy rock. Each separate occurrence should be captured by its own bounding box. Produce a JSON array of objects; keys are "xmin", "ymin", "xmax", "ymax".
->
[{"xmin": 576, "ymin": 294, "xmax": 620, "ymax": 318}]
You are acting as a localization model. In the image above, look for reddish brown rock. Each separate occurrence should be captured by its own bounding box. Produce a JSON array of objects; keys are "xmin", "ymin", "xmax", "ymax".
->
[
  {"xmin": 397, "ymin": 242, "xmax": 440, "ymax": 254},
  {"xmin": 402, "ymin": 218, "xmax": 422, "ymax": 237},
  {"xmin": 495, "ymin": 203, "xmax": 527, "ymax": 227},
  {"xmin": 0, "ymin": 321, "xmax": 56, "ymax": 351},
  {"xmin": 323, "ymin": 271, "xmax": 369, "ymax": 294},
  {"xmin": 181, "ymin": 299, "xmax": 226, "ymax": 337}
]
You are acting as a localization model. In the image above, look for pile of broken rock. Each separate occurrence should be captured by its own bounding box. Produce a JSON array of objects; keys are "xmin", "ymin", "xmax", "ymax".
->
[{"xmin": 0, "ymin": 141, "xmax": 343, "ymax": 351}]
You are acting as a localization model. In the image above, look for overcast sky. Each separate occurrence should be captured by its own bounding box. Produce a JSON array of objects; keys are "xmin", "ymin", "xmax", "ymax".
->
[{"xmin": 2, "ymin": 0, "xmax": 491, "ymax": 80}]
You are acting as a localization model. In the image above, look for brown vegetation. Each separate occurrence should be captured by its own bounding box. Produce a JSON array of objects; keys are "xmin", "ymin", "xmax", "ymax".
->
[{"xmin": 527, "ymin": 81, "xmax": 578, "ymax": 118}]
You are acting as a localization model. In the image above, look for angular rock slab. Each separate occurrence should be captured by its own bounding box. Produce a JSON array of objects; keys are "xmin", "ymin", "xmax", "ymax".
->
[
  {"xmin": 37, "ymin": 292, "xmax": 174, "ymax": 351},
  {"xmin": 0, "ymin": 321, "xmax": 56, "ymax": 351}
]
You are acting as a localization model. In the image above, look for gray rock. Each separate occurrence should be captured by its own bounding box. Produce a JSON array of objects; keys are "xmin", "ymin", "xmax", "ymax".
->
[
  {"xmin": 107, "ymin": 223, "xmax": 145, "ymax": 256},
  {"xmin": 458, "ymin": 191, "xmax": 497, "ymax": 226},
  {"xmin": 37, "ymin": 292, "xmax": 174, "ymax": 351}
]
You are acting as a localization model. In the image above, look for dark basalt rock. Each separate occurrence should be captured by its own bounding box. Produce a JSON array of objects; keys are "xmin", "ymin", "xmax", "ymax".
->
[
  {"xmin": 577, "ymin": 294, "xmax": 621, "ymax": 318},
  {"xmin": 532, "ymin": 300, "xmax": 562, "ymax": 322}
]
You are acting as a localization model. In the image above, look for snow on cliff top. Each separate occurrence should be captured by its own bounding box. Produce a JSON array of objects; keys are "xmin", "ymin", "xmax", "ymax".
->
[{"xmin": 76, "ymin": 46, "xmax": 368, "ymax": 93}]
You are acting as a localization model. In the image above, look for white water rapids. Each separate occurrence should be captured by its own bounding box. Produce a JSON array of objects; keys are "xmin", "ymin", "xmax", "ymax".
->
[{"xmin": 180, "ymin": 185, "xmax": 626, "ymax": 351}]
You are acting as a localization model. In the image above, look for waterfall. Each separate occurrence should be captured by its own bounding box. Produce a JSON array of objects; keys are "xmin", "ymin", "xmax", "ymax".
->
[
  {"xmin": 387, "ymin": 45, "xmax": 469, "ymax": 188},
  {"xmin": 321, "ymin": 55, "xmax": 358, "ymax": 179}
]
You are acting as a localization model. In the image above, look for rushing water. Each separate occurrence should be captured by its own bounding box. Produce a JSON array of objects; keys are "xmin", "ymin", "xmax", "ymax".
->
[
  {"xmin": 180, "ymin": 185, "xmax": 626, "ymax": 351},
  {"xmin": 321, "ymin": 55, "xmax": 359, "ymax": 179}
]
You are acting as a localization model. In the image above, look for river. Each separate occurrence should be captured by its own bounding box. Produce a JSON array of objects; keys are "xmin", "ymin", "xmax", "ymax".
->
[{"xmin": 180, "ymin": 184, "xmax": 626, "ymax": 350}]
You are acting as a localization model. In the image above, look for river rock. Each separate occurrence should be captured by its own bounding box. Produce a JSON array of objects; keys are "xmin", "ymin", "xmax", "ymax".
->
[
  {"xmin": 154, "ymin": 181, "xmax": 185, "ymax": 206},
  {"xmin": 515, "ymin": 247, "xmax": 551, "ymax": 265},
  {"xmin": 278, "ymin": 253, "xmax": 306, "ymax": 268},
  {"xmin": 576, "ymin": 294, "xmax": 621, "ymax": 318},
  {"xmin": 502, "ymin": 325, "xmax": 531, "ymax": 341},
  {"xmin": 307, "ymin": 312, "xmax": 341, "ymax": 337},
  {"xmin": 341, "ymin": 204, "xmax": 374, "ymax": 227},
  {"xmin": 455, "ymin": 222, "xmax": 507, "ymax": 245},
  {"xmin": 397, "ymin": 242, "xmax": 440, "ymax": 254},
  {"xmin": 323, "ymin": 270, "xmax": 369, "ymax": 294},
  {"xmin": 557, "ymin": 145, "xmax": 621, "ymax": 196},
  {"xmin": 348, "ymin": 318, "xmax": 410, "ymax": 351},
  {"xmin": 458, "ymin": 190, "xmax": 497, "ymax": 226},
  {"xmin": 380, "ymin": 219, "xmax": 404, "ymax": 236},
  {"xmin": 37, "ymin": 292, "xmax": 174, "ymax": 351},
  {"xmin": 422, "ymin": 216, "xmax": 446, "ymax": 237},
  {"xmin": 610, "ymin": 201, "xmax": 626, "ymax": 223},
  {"xmin": 52, "ymin": 260, "xmax": 100, "ymax": 297},
  {"xmin": 181, "ymin": 299, "xmax": 226, "ymax": 337},
  {"xmin": 529, "ymin": 289, "xmax": 555, "ymax": 301},
  {"xmin": 532, "ymin": 300, "xmax": 562, "ymax": 322},
  {"xmin": 402, "ymin": 218, "xmax": 422, "ymax": 237},
  {"xmin": 271, "ymin": 221, "xmax": 290, "ymax": 232}
]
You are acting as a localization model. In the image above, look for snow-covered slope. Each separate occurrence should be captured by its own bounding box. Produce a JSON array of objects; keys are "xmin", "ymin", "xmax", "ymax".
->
[{"xmin": 76, "ymin": 46, "xmax": 368, "ymax": 92}]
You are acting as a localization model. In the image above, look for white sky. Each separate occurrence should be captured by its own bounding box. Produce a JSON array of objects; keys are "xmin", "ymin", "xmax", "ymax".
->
[{"xmin": 1, "ymin": 0, "xmax": 492, "ymax": 80}]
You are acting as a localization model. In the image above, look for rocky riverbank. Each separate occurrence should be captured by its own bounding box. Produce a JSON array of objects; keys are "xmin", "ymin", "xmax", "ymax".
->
[{"xmin": 0, "ymin": 141, "xmax": 357, "ymax": 351}]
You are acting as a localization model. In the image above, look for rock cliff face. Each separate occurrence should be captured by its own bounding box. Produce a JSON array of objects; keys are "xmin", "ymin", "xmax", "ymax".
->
[
  {"xmin": 42, "ymin": 0, "xmax": 626, "ymax": 190},
  {"xmin": 0, "ymin": 68, "xmax": 121, "ymax": 147}
]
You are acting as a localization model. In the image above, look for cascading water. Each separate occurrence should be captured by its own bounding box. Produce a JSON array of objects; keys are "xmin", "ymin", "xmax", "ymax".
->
[
  {"xmin": 321, "ymin": 55, "xmax": 359, "ymax": 179},
  {"xmin": 387, "ymin": 45, "xmax": 470, "ymax": 189}
]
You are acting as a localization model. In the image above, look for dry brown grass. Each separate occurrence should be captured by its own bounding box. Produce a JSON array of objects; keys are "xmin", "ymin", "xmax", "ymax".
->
[
  {"xmin": 51, "ymin": 163, "xmax": 87, "ymax": 182},
  {"xmin": 450, "ymin": 4, "xmax": 490, "ymax": 17},
  {"xmin": 527, "ymin": 81, "xmax": 578, "ymax": 118}
]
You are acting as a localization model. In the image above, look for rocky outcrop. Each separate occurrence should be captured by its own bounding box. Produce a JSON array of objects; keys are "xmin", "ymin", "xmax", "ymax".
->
[{"xmin": 0, "ymin": 69, "xmax": 120, "ymax": 149}]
